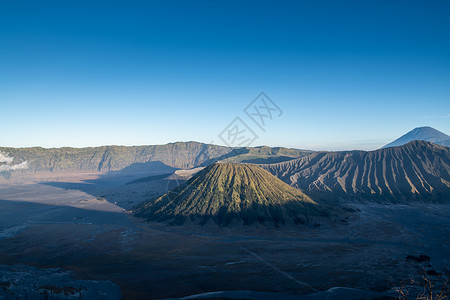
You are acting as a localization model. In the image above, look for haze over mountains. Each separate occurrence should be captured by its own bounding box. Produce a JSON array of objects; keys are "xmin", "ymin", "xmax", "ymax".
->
[
  {"xmin": 1, "ymin": 126, "xmax": 447, "ymax": 175},
  {"xmin": 1, "ymin": 127, "xmax": 449, "ymax": 204}
]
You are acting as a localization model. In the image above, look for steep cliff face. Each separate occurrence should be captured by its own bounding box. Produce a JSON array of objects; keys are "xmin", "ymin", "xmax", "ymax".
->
[
  {"xmin": 0, "ymin": 142, "xmax": 234, "ymax": 174},
  {"xmin": 263, "ymin": 141, "xmax": 450, "ymax": 202},
  {"xmin": 134, "ymin": 163, "xmax": 325, "ymax": 225},
  {"xmin": 0, "ymin": 143, "xmax": 312, "ymax": 176}
]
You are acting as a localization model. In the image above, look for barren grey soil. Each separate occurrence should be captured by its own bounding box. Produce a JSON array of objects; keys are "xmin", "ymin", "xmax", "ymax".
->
[{"xmin": 0, "ymin": 173, "xmax": 449, "ymax": 299}]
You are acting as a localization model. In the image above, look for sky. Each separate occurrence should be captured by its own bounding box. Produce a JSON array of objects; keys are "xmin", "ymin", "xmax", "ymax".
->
[{"xmin": 1, "ymin": 0, "xmax": 449, "ymax": 150}]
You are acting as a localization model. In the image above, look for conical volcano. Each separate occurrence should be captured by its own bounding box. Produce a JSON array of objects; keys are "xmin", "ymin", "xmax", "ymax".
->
[
  {"xmin": 382, "ymin": 126, "xmax": 450, "ymax": 148},
  {"xmin": 134, "ymin": 163, "xmax": 324, "ymax": 225}
]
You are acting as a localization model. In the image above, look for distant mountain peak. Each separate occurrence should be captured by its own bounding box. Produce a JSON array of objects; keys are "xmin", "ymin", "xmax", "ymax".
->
[{"xmin": 382, "ymin": 126, "xmax": 450, "ymax": 149}]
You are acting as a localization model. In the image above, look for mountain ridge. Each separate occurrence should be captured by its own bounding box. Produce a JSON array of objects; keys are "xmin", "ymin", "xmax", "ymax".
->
[
  {"xmin": 262, "ymin": 140, "xmax": 450, "ymax": 202},
  {"xmin": 0, "ymin": 142, "xmax": 310, "ymax": 175},
  {"xmin": 0, "ymin": 142, "xmax": 232, "ymax": 174}
]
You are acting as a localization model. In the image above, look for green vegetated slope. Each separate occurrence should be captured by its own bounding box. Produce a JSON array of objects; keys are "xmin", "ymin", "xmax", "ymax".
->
[
  {"xmin": 222, "ymin": 146, "xmax": 312, "ymax": 164},
  {"xmin": 263, "ymin": 141, "xmax": 450, "ymax": 202},
  {"xmin": 134, "ymin": 163, "xmax": 327, "ymax": 225}
]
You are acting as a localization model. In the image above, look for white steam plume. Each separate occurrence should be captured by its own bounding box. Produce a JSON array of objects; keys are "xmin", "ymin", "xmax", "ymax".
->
[
  {"xmin": 0, "ymin": 152, "xmax": 14, "ymax": 163},
  {"xmin": 0, "ymin": 151, "xmax": 29, "ymax": 173}
]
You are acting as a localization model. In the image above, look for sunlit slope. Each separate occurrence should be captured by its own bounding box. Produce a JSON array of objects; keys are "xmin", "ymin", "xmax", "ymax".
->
[
  {"xmin": 134, "ymin": 163, "xmax": 325, "ymax": 225},
  {"xmin": 263, "ymin": 141, "xmax": 450, "ymax": 202}
]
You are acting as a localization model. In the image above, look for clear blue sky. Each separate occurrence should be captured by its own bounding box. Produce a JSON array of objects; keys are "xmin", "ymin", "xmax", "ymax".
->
[{"xmin": 1, "ymin": 0, "xmax": 449, "ymax": 150}]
